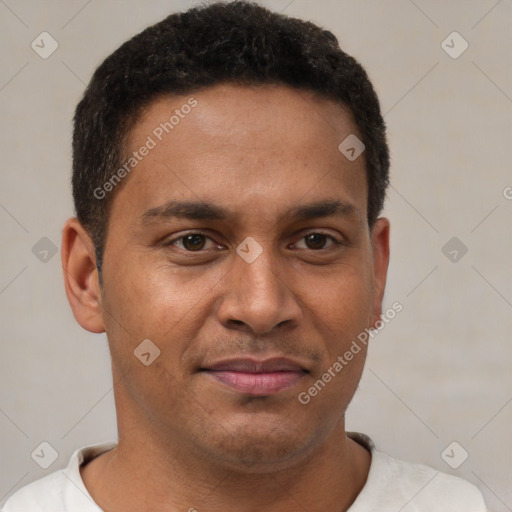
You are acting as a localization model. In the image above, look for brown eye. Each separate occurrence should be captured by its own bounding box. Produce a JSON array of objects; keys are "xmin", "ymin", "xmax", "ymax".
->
[
  {"xmin": 164, "ymin": 232, "xmax": 222, "ymax": 254},
  {"xmin": 181, "ymin": 234, "xmax": 206, "ymax": 251},
  {"xmin": 304, "ymin": 233, "xmax": 329, "ymax": 250},
  {"xmin": 290, "ymin": 232, "xmax": 344, "ymax": 262},
  {"xmin": 292, "ymin": 232, "xmax": 342, "ymax": 252}
]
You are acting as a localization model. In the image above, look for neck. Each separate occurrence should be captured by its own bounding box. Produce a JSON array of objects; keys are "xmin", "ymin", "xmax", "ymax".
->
[{"xmin": 82, "ymin": 425, "xmax": 370, "ymax": 512}]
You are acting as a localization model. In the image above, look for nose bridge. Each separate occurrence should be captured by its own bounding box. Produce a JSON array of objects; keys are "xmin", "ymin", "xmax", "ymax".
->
[
  {"xmin": 218, "ymin": 239, "xmax": 300, "ymax": 334},
  {"xmin": 240, "ymin": 248, "xmax": 283, "ymax": 302}
]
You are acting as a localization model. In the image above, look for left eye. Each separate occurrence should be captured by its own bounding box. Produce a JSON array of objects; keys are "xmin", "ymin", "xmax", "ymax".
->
[{"xmin": 294, "ymin": 233, "xmax": 339, "ymax": 250}]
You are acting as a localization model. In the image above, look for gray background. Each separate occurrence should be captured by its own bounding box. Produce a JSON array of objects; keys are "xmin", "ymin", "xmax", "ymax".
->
[{"xmin": 1, "ymin": 0, "xmax": 511, "ymax": 509}]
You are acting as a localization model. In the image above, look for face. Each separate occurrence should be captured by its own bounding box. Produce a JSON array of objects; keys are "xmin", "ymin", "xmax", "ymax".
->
[{"xmin": 74, "ymin": 84, "xmax": 389, "ymax": 471}]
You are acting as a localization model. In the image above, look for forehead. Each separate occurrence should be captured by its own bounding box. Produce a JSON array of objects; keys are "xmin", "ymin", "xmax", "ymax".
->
[
  {"xmin": 114, "ymin": 83, "xmax": 367, "ymax": 224},
  {"xmin": 129, "ymin": 83, "xmax": 358, "ymax": 151}
]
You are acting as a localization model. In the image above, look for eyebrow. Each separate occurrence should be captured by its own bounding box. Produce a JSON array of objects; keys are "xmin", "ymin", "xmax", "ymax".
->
[{"xmin": 139, "ymin": 199, "xmax": 358, "ymax": 225}]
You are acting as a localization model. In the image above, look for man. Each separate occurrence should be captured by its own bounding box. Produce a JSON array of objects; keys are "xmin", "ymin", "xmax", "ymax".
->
[{"xmin": 3, "ymin": 1, "xmax": 487, "ymax": 510}]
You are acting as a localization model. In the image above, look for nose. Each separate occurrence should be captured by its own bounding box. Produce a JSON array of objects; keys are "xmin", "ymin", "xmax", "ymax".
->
[{"xmin": 216, "ymin": 247, "xmax": 302, "ymax": 336}]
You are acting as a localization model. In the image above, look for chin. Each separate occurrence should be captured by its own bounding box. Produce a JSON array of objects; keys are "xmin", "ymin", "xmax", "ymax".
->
[{"xmin": 199, "ymin": 416, "xmax": 318, "ymax": 473}]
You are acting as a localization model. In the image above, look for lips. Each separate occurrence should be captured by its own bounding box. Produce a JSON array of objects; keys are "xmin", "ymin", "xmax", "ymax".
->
[{"xmin": 200, "ymin": 357, "xmax": 307, "ymax": 396}]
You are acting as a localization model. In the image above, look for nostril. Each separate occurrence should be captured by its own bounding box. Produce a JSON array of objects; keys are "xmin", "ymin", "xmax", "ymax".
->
[{"xmin": 231, "ymin": 319, "xmax": 245, "ymax": 326}]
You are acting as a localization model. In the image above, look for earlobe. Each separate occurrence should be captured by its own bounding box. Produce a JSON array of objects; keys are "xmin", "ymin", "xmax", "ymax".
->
[
  {"xmin": 61, "ymin": 217, "xmax": 105, "ymax": 333},
  {"xmin": 369, "ymin": 217, "xmax": 390, "ymax": 328}
]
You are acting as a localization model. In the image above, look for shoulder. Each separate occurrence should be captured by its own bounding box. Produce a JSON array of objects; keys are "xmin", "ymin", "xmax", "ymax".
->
[
  {"xmin": 2, "ymin": 470, "xmax": 68, "ymax": 512},
  {"xmin": 347, "ymin": 433, "xmax": 487, "ymax": 511},
  {"xmin": 369, "ymin": 449, "xmax": 487, "ymax": 511},
  {"xmin": 2, "ymin": 441, "xmax": 115, "ymax": 512}
]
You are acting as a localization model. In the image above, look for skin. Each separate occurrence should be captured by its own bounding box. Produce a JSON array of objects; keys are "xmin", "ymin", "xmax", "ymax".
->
[{"xmin": 62, "ymin": 83, "xmax": 390, "ymax": 512}]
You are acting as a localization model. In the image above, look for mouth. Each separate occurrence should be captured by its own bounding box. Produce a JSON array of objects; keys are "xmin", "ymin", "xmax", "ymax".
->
[{"xmin": 199, "ymin": 357, "xmax": 308, "ymax": 396}]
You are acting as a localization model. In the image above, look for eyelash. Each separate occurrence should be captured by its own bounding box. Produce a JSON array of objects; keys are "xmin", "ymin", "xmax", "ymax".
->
[{"xmin": 163, "ymin": 231, "xmax": 343, "ymax": 252}]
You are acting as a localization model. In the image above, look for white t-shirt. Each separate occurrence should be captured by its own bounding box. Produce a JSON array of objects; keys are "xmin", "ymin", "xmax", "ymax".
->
[{"xmin": 2, "ymin": 432, "xmax": 487, "ymax": 511}]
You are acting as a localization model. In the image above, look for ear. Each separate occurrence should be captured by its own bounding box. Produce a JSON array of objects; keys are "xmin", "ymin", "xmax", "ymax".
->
[
  {"xmin": 61, "ymin": 217, "xmax": 105, "ymax": 333},
  {"xmin": 369, "ymin": 217, "xmax": 390, "ymax": 327}
]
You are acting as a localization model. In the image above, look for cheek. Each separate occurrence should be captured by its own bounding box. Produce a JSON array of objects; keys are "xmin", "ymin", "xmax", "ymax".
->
[
  {"xmin": 304, "ymin": 263, "xmax": 374, "ymax": 343},
  {"xmin": 104, "ymin": 254, "xmax": 193, "ymax": 327},
  {"xmin": 101, "ymin": 256, "xmax": 220, "ymax": 368}
]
